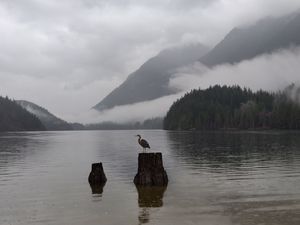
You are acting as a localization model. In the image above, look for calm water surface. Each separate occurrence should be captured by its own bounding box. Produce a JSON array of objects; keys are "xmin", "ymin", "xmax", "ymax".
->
[{"xmin": 0, "ymin": 130, "xmax": 300, "ymax": 225}]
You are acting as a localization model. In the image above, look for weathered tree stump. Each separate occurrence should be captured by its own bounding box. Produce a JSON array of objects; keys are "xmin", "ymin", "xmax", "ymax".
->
[
  {"xmin": 134, "ymin": 153, "xmax": 168, "ymax": 186},
  {"xmin": 88, "ymin": 162, "xmax": 107, "ymax": 185}
]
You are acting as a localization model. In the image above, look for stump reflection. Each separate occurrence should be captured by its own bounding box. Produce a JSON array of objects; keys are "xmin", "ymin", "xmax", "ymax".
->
[
  {"xmin": 136, "ymin": 185, "xmax": 167, "ymax": 224},
  {"xmin": 136, "ymin": 186, "xmax": 167, "ymax": 207},
  {"xmin": 89, "ymin": 182, "xmax": 106, "ymax": 195}
]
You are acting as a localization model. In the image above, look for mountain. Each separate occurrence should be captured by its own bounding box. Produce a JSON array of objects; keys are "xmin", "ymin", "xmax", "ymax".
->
[
  {"xmin": 94, "ymin": 10, "xmax": 300, "ymax": 113},
  {"xmin": 200, "ymin": 11, "xmax": 300, "ymax": 67},
  {"xmin": 0, "ymin": 96, "xmax": 45, "ymax": 131},
  {"xmin": 17, "ymin": 100, "xmax": 73, "ymax": 131},
  {"xmin": 93, "ymin": 43, "xmax": 210, "ymax": 111}
]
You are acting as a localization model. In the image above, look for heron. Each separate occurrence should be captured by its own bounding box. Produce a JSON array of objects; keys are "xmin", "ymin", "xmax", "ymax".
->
[{"xmin": 136, "ymin": 134, "xmax": 150, "ymax": 152}]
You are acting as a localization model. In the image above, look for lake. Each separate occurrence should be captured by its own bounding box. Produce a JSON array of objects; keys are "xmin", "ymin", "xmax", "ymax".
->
[{"xmin": 0, "ymin": 130, "xmax": 300, "ymax": 225}]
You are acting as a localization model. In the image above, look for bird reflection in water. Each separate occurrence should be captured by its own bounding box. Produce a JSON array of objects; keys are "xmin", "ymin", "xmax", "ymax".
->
[{"xmin": 136, "ymin": 186, "xmax": 167, "ymax": 224}]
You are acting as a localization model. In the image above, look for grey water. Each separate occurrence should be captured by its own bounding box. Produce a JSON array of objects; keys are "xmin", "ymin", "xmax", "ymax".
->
[{"xmin": 0, "ymin": 130, "xmax": 300, "ymax": 225}]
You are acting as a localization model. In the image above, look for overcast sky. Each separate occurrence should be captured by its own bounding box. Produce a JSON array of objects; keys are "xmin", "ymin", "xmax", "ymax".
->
[{"xmin": 1, "ymin": 0, "xmax": 300, "ymax": 122}]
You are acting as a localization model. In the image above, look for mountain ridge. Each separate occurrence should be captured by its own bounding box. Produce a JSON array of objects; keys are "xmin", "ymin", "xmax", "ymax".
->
[
  {"xmin": 93, "ymin": 10, "xmax": 300, "ymax": 113},
  {"xmin": 93, "ymin": 43, "xmax": 210, "ymax": 111},
  {"xmin": 17, "ymin": 100, "xmax": 73, "ymax": 131},
  {"xmin": 0, "ymin": 97, "xmax": 45, "ymax": 131},
  {"xmin": 199, "ymin": 11, "xmax": 300, "ymax": 66}
]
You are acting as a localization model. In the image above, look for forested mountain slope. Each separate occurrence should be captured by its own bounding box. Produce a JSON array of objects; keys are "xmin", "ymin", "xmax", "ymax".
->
[
  {"xmin": 17, "ymin": 100, "xmax": 73, "ymax": 131},
  {"xmin": 0, "ymin": 96, "xmax": 45, "ymax": 132},
  {"xmin": 93, "ymin": 43, "xmax": 209, "ymax": 111}
]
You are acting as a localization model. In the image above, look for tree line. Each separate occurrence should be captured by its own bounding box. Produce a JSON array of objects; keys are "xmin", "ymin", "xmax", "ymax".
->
[
  {"xmin": 164, "ymin": 84, "xmax": 300, "ymax": 130},
  {"xmin": 85, "ymin": 117, "xmax": 163, "ymax": 130}
]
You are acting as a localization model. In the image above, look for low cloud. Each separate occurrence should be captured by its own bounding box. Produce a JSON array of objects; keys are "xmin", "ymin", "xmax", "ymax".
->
[
  {"xmin": 66, "ymin": 46, "xmax": 300, "ymax": 124},
  {"xmin": 0, "ymin": 73, "xmax": 122, "ymax": 121},
  {"xmin": 170, "ymin": 47, "xmax": 300, "ymax": 93},
  {"xmin": 70, "ymin": 93, "xmax": 183, "ymax": 124},
  {"xmin": 78, "ymin": 47, "xmax": 300, "ymax": 124}
]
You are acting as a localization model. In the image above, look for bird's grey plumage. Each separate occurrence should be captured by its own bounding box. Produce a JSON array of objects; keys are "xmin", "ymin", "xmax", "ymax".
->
[{"xmin": 136, "ymin": 134, "xmax": 150, "ymax": 152}]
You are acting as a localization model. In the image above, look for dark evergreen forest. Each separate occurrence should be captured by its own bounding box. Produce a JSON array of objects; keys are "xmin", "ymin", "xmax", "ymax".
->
[
  {"xmin": 0, "ymin": 96, "xmax": 45, "ymax": 132},
  {"xmin": 164, "ymin": 84, "xmax": 300, "ymax": 130}
]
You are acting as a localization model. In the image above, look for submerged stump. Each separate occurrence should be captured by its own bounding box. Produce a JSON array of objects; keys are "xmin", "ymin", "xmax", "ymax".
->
[
  {"xmin": 134, "ymin": 152, "xmax": 168, "ymax": 186},
  {"xmin": 88, "ymin": 162, "xmax": 107, "ymax": 185}
]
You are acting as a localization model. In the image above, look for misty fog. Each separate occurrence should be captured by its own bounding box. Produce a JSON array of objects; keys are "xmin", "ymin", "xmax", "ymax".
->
[
  {"xmin": 171, "ymin": 47, "xmax": 300, "ymax": 93},
  {"xmin": 77, "ymin": 47, "xmax": 300, "ymax": 124}
]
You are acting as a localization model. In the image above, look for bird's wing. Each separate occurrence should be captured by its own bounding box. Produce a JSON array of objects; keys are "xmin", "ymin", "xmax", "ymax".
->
[{"xmin": 141, "ymin": 139, "xmax": 150, "ymax": 148}]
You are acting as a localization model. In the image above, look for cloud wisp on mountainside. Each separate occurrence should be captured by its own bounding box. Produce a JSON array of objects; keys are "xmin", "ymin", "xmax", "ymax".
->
[
  {"xmin": 89, "ymin": 6, "xmax": 300, "ymax": 123},
  {"xmin": 77, "ymin": 46, "xmax": 300, "ymax": 124},
  {"xmin": 170, "ymin": 47, "xmax": 300, "ymax": 93},
  {"xmin": 70, "ymin": 93, "xmax": 183, "ymax": 124}
]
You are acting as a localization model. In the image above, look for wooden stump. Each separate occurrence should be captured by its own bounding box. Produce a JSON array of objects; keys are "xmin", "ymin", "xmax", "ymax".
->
[
  {"xmin": 134, "ymin": 153, "xmax": 168, "ymax": 186},
  {"xmin": 88, "ymin": 162, "xmax": 107, "ymax": 185}
]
